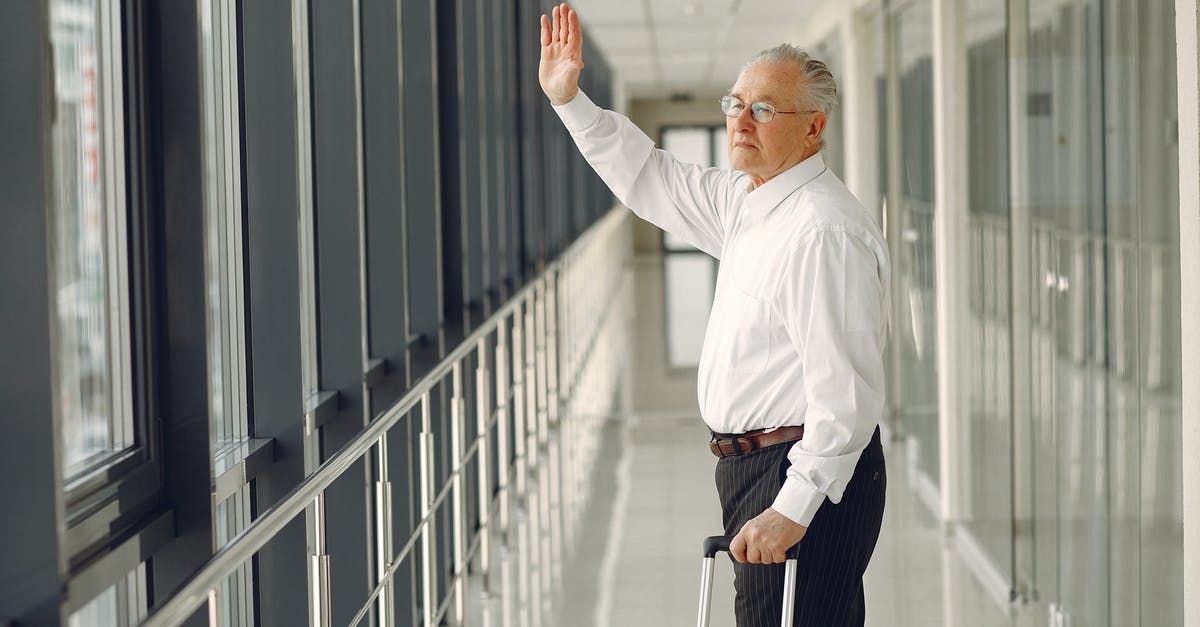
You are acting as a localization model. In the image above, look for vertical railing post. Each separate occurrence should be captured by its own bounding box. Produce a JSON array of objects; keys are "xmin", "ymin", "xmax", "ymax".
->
[
  {"xmin": 539, "ymin": 275, "xmax": 563, "ymax": 601},
  {"xmin": 512, "ymin": 304, "xmax": 527, "ymax": 500},
  {"xmin": 208, "ymin": 588, "xmax": 220, "ymax": 627},
  {"xmin": 309, "ymin": 492, "xmax": 331, "ymax": 627},
  {"xmin": 375, "ymin": 435, "xmax": 394, "ymax": 627},
  {"xmin": 568, "ymin": 260, "xmax": 580, "ymax": 538},
  {"xmin": 496, "ymin": 320, "xmax": 511, "ymax": 537},
  {"xmin": 525, "ymin": 289, "xmax": 543, "ymax": 626},
  {"xmin": 451, "ymin": 361, "xmax": 467, "ymax": 624},
  {"xmin": 525, "ymin": 295, "xmax": 538, "ymax": 469},
  {"xmin": 303, "ymin": 400, "xmax": 331, "ymax": 627},
  {"xmin": 513, "ymin": 305, "xmax": 532, "ymax": 626},
  {"xmin": 419, "ymin": 392, "xmax": 436, "ymax": 627},
  {"xmin": 476, "ymin": 337, "xmax": 493, "ymax": 587},
  {"xmin": 547, "ymin": 271, "xmax": 560, "ymax": 427},
  {"xmin": 528, "ymin": 295, "xmax": 542, "ymax": 466}
]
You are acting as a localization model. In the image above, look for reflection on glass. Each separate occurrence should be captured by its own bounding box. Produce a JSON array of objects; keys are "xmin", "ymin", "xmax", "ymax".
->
[
  {"xmin": 1102, "ymin": 0, "xmax": 1183, "ymax": 624},
  {"xmin": 963, "ymin": 0, "xmax": 1012, "ymax": 587},
  {"xmin": 49, "ymin": 0, "xmax": 133, "ymax": 478},
  {"xmin": 892, "ymin": 0, "xmax": 939, "ymax": 485},
  {"xmin": 200, "ymin": 0, "xmax": 248, "ymax": 454},
  {"xmin": 664, "ymin": 255, "xmax": 715, "ymax": 368},
  {"xmin": 200, "ymin": 0, "xmax": 254, "ymax": 623},
  {"xmin": 67, "ymin": 562, "xmax": 147, "ymax": 627},
  {"xmin": 1022, "ymin": 2, "xmax": 1111, "ymax": 624},
  {"xmin": 215, "ymin": 486, "xmax": 255, "ymax": 626}
]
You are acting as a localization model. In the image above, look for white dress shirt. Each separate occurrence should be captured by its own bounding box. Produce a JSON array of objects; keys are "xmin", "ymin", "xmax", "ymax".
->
[{"xmin": 554, "ymin": 91, "xmax": 891, "ymax": 527}]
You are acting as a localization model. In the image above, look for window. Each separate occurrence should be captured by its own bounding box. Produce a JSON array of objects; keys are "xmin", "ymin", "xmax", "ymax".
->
[
  {"xmin": 660, "ymin": 126, "xmax": 725, "ymax": 251},
  {"xmin": 49, "ymin": 0, "xmax": 136, "ymax": 482},
  {"xmin": 659, "ymin": 127, "xmax": 722, "ymax": 367},
  {"xmin": 201, "ymin": 0, "xmax": 250, "ymax": 456},
  {"xmin": 67, "ymin": 563, "xmax": 147, "ymax": 627},
  {"xmin": 200, "ymin": 0, "xmax": 255, "ymax": 623}
]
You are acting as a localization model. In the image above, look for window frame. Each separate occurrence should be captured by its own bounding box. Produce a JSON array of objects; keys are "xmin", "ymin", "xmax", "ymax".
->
[
  {"xmin": 47, "ymin": 0, "xmax": 172, "ymax": 615},
  {"xmin": 53, "ymin": 0, "xmax": 162, "ymax": 524}
]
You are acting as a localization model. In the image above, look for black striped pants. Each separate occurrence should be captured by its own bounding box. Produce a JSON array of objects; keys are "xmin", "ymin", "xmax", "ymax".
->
[{"xmin": 715, "ymin": 427, "xmax": 886, "ymax": 627}]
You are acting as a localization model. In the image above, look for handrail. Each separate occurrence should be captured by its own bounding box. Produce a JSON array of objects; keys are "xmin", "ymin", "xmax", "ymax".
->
[{"xmin": 141, "ymin": 207, "xmax": 629, "ymax": 627}]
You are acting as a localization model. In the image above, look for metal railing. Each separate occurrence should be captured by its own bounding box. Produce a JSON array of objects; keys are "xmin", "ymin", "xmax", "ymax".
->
[{"xmin": 143, "ymin": 207, "xmax": 632, "ymax": 626}]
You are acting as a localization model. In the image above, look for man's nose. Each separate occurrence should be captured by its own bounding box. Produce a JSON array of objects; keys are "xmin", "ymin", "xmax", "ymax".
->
[{"xmin": 734, "ymin": 107, "xmax": 756, "ymax": 131}]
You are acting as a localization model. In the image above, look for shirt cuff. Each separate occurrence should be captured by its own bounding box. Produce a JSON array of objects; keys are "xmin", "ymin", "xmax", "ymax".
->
[
  {"xmin": 771, "ymin": 475, "xmax": 827, "ymax": 527},
  {"xmin": 551, "ymin": 89, "xmax": 602, "ymax": 134}
]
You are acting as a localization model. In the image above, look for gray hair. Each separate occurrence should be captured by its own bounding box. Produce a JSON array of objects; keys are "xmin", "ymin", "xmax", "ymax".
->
[{"xmin": 741, "ymin": 44, "xmax": 838, "ymax": 117}]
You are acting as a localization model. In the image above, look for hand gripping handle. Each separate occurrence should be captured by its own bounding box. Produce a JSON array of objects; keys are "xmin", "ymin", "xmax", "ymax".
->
[
  {"xmin": 702, "ymin": 535, "xmax": 801, "ymax": 559},
  {"xmin": 697, "ymin": 535, "xmax": 801, "ymax": 627}
]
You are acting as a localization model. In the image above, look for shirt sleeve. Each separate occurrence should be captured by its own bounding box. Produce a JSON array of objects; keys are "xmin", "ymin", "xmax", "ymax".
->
[
  {"xmin": 552, "ymin": 90, "xmax": 736, "ymax": 258},
  {"xmin": 769, "ymin": 229, "xmax": 888, "ymax": 526}
]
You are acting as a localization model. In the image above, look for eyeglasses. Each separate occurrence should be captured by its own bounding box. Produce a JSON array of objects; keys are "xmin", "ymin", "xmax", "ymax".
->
[{"xmin": 720, "ymin": 95, "xmax": 816, "ymax": 123}]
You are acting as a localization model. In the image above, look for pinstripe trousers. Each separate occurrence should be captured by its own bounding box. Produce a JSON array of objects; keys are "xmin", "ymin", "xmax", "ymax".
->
[{"xmin": 715, "ymin": 427, "xmax": 886, "ymax": 627}]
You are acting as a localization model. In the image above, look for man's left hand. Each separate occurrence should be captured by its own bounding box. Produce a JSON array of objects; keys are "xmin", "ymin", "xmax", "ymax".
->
[{"xmin": 730, "ymin": 508, "xmax": 807, "ymax": 564}]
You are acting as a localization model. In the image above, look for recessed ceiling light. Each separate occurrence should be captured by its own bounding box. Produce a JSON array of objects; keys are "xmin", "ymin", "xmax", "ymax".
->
[{"xmin": 682, "ymin": 2, "xmax": 702, "ymax": 17}]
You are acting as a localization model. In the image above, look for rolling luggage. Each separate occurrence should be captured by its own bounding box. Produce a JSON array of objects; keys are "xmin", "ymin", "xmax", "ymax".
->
[{"xmin": 695, "ymin": 535, "xmax": 800, "ymax": 627}]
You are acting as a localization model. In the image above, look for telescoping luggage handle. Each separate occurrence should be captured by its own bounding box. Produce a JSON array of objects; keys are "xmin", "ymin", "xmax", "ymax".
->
[{"xmin": 696, "ymin": 535, "xmax": 801, "ymax": 627}]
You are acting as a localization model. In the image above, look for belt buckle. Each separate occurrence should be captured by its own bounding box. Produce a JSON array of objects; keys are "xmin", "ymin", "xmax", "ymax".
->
[{"xmin": 718, "ymin": 435, "xmax": 754, "ymax": 458}]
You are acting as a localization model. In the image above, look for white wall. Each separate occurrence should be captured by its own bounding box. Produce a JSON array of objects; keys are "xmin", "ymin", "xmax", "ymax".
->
[
  {"xmin": 627, "ymin": 96, "xmax": 727, "ymax": 253},
  {"xmin": 791, "ymin": 0, "xmax": 876, "ymax": 206},
  {"xmin": 1174, "ymin": 1, "xmax": 1200, "ymax": 624}
]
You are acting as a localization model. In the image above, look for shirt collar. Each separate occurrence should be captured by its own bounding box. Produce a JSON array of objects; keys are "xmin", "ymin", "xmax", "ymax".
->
[{"xmin": 743, "ymin": 152, "xmax": 827, "ymax": 212}]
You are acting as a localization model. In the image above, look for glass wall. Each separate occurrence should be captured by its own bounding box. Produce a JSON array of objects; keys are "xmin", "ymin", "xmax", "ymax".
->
[
  {"xmin": 1020, "ymin": 2, "xmax": 1112, "ymax": 624},
  {"xmin": 862, "ymin": 0, "xmax": 1185, "ymax": 622},
  {"xmin": 890, "ymin": 0, "xmax": 940, "ymax": 488},
  {"xmin": 963, "ymin": 0, "xmax": 1013, "ymax": 586},
  {"xmin": 1100, "ymin": 0, "xmax": 1182, "ymax": 624},
  {"xmin": 1016, "ymin": 0, "xmax": 1183, "ymax": 621}
]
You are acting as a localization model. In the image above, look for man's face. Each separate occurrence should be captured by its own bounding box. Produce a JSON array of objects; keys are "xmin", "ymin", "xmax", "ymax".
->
[{"xmin": 726, "ymin": 61, "xmax": 823, "ymax": 186}]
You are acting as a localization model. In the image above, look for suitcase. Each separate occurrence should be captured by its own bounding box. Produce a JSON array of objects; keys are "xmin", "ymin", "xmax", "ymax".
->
[{"xmin": 695, "ymin": 535, "xmax": 800, "ymax": 627}]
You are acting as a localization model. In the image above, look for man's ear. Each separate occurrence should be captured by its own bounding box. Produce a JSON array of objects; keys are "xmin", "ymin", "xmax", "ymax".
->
[{"xmin": 807, "ymin": 112, "xmax": 828, "ymax": 145}]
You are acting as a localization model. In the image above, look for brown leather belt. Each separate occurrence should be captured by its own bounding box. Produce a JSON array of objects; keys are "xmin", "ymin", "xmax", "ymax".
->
[{"xmin": 709, "ymin": 425, "xmax": 805, "ymax": 458}]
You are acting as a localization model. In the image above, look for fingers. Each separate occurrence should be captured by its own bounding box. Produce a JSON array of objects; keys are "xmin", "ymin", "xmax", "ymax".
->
[
  {"xmin": 745, "ymin": 543, "xmax": 762, "ymax": 564},
  {"xmin": 769, "ymin": 545, "xmax": 786, "ymax": 564},
  {"xmin": 542, "ymin": 4, "xmax": 582, "ymax": 58},
  {"xmin": 733, "ymin": 531, "xmax": 789, "ymax": 564},
  {"xmin": 554, "ymin": 3, "xmax": 567, "ymax": 43},
  {"xmin": 565, "ymin": 5, "xmax": 580, "ymax": 50},
  {"xmin": 730, "ymin": 532, "xmax": 747, "ymax": 563}
]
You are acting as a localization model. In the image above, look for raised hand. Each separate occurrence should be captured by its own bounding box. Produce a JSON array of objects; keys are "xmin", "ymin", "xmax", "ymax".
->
[{"xmin": 539, "ymin": 3, "xmax": 584, "ymax": 105}]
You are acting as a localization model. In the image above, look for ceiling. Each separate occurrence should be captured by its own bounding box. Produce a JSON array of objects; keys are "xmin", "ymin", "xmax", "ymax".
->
[{"xmin": 566, "ymin": 0, "xmax": 821, "ymax": 100}]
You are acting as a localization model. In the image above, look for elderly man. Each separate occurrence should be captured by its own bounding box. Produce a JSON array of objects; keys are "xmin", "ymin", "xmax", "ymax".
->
[{"xmin": 539, "ymin": 4, "xmax": 889, "ymax": 625}]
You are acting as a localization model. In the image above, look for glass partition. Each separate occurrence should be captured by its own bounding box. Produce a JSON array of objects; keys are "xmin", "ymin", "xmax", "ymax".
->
[
  {"xmin": 1020, "ymin": 2, "xmax": 1110, "ymax": 623},
  {"xmin": 962, "ymin": 0, "xmax": 1013, "ymax": 588},
  {"xmin": 864, "ymin": 0, "xmax": 1185, "ymax": 622},
  {"xmin": 891, "ymin": 0, "xmax": 940, "ymax": 489},
  {"xmin": 1101, "ymin": 0, "xmax": 1182, "ymax": 624}
]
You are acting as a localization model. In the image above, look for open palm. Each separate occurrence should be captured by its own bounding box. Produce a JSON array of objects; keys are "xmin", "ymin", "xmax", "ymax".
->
[{"xmin": 539, "ymin": 3, "xmax": 584, "ymax": 105}]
